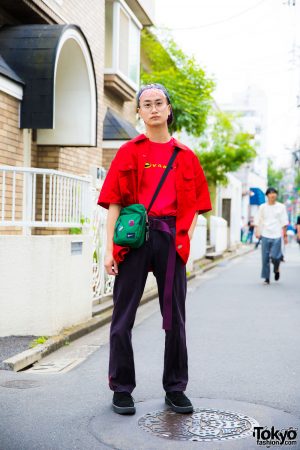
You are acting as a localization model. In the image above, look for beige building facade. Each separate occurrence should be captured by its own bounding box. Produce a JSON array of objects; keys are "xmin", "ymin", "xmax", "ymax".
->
[{"xmin": 0, "ymin": 0, "xmax": 154, "ymax": 234}]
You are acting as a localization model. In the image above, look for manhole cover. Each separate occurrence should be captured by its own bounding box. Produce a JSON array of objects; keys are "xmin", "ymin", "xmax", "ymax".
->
[
  {"xmin": 138, "ymin": 408, "xmax": 259, "ymax": 442},
  {"xmin": 0, "ymin": 380, "xmax": 40, "ymax": 389}
]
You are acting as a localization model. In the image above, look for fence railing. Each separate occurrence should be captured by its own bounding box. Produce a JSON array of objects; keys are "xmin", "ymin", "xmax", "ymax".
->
[
  {"xmin": 91, "ymin": 189, "xmax": 115, "ymax": 301},
  {"xmin": 0, "ymin": 165, "xmax": 114, "ymax": 301},
  {"xmin": 0, "ymin": 165, "xmax": 92, "ymax": 228}
]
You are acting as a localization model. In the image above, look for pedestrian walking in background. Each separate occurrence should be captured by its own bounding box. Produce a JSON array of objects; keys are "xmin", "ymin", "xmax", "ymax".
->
[
  {"xmin": 98, "ymin": 83, "xmax": 211, "ymax": 416},
  {"xmin": 287, "ymin": 223, "xmax": 296, "ymax": 243},
  {"xmin": 247, "ymin": 216, "xmax": 255, "ymax": 244},
  {"xmin": 240, "ymin": 216, "xmax": 246, "ymax": 242},
  {"xmin": 254, "ymin": 187, "xmax": 288, "ymax": 285},
  {"xmin": 297, "ymin": 215, "xmax": 300, "ymax": 246}
]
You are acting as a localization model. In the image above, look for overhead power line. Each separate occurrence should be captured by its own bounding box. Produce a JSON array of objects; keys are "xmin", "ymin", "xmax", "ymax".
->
[{"xmin": 158, "ymin": 0, "xmax": 270, "ymax": 31}]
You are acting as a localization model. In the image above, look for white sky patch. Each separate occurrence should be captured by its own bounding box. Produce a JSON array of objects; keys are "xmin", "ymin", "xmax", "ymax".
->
[{"xmin": 155, "ymin": 0, "xmax": 300, "ymax": 167}]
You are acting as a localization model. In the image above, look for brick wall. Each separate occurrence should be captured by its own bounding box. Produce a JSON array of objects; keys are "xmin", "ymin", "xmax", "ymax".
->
[
  {"xmin": 31, "ymin": 140, "xmax": 38, "ymax": 167},
  {"xmin": 31, "ymin": 0, "xmax": 105, "ymax": 154},
  {"xmin": 0, "ymin": 91, "xmax": 23, "ymax": 235},
  {"xmin": 0, "ymin": 1, "xmax": 139, "ymax": 235},
  {"xmin": 104, "ymin": 89, "xmax": 137, "ymax": 124},
  {"xmin": 102, "ymin": 148, "xmax": 118, "ymax": 170},
  {"xmin": 0, "ymin": 91, "xmax": 23, "ymax": 166},
  {"xmin": 36, "ymin": 145, "xmax": 101, "ymax": 176},
  {"xmin": 31, "ymin": 1, "xmax": 105, "ymax": 235}
]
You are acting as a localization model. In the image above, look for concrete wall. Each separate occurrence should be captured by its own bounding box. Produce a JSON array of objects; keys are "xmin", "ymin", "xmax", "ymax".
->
[
  {"xmin": 210, "ymin": 216, "xmax": 228, "ymax": 253},
  {"xmin": 0, "ymin": 235, "xmax": 93, "ymax": 337},
  {"xmin": 187, "ymin": 215, "xmax": 207, "ymax": 272},
  {"xmin": 185, "ymin": 215, "xmax": 207, "ymax": 272},
  {"xmin": 217, "ymin": 173, "xmax": 242, "ymax": 247}
]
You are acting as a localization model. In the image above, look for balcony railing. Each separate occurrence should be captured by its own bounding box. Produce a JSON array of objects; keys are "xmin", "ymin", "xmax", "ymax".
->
[{"xmin": 0, "ymin": 165, "xmax": 92, "ymax": 228}]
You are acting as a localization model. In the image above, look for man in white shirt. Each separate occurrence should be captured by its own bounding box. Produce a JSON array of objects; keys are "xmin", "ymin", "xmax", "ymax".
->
[{"xmin": 254, "ymin": 187, "xmax": 288, "ymax": 284}]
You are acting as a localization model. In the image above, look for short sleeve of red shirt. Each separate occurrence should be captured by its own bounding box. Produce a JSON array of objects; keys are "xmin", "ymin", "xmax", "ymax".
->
[
  {"xmin": 97, "ymin": 150, "xmax": 123, "ymax": 209},
  {"xmin": 192, "ymin": 153, "xmax": 212, "ymax": 214}
]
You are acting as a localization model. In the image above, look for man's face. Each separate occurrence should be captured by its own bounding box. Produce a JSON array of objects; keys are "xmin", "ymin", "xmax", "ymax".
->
[
  {"xmin": 267, "ymin": 191, "xmax": 277, "ymax": 202},
  {"xmin": 138, "ymin": 89, "xmax": 171, "ymax": 128}
]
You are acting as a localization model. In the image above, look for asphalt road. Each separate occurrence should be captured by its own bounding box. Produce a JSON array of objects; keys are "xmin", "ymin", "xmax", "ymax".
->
[{"xmin": 0, "ymin": 243, "xmax": 299, "ymax": 450}]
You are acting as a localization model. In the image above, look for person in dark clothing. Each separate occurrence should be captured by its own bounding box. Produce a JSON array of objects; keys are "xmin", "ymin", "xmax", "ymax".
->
[
  {"xmin": 247, "ymin": 217, "xmax": 255, "ymax": 243},
  {"xmin": 98, "ymin": 83, "xmax": 211, "ymax": 415}
]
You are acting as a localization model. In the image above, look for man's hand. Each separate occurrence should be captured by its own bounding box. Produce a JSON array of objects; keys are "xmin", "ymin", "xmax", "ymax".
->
[
  {"xmin": 255, "ymin": 232, "xmax": 261, "ymax": 240},
  {"xmin": 104, "ymin": 251, "xmax": 118, "ymax": 276},
  {"xmin": 283, "ymin": 235, "xmax": 288, "ymax": 245},
  {"xmin": 104, "ymin": 204, "xmax": 121, "ymax": 276},
  {"xmin": 188, "ymin": 213, "xmax": 198, "ymax": 241}
]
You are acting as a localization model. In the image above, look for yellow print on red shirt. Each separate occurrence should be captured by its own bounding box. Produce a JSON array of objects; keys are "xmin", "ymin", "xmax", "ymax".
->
[{"xmin": 144, "ymin": 162, "xmax": 176, "ymax": 169}]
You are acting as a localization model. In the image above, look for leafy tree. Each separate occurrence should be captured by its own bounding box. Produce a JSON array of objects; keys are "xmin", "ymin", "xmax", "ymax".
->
[
  {"xmin": 141, "ymin": 31, "xmax": 256, "ymax": 194},
  {"xmin": 141, "ymin": 29, "xmax": 215, "ymax": 136},
  {"xmin": 267, "ymin": 160, "xmax": 284, "ymax": 190},
  {"xmin": 196, "ymin": 111, "xmax": 257, "ymax": 185}
]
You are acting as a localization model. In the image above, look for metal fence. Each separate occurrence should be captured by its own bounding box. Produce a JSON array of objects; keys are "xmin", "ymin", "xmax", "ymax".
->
[
  {"xmin": 91, "ymin": 188, "xmax": 115, "ymax": 302},
  {"xmin": 0, "ymin": 165, "xmax": 92, "ymax": 228},
  {"xmin": 0, "ymin": 165, "xmax": 113, "ymax": 301}
]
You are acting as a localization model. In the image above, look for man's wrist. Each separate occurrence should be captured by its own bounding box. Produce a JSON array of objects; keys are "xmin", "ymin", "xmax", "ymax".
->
[{"xmin": 106, "ymin": 245, "xmax": 113, "ymax": 253}]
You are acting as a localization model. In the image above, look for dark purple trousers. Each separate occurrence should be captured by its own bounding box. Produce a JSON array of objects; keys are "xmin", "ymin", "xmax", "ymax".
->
[{"xmin": 109, "ymin": 217, "xmax": 188, "ymax": 394}]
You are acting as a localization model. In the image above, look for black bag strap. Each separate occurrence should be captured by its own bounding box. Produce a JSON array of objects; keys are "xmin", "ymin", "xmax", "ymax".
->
[{"xmin": 147, "ymin": 147, "xmax": 179, "ymax": 214}]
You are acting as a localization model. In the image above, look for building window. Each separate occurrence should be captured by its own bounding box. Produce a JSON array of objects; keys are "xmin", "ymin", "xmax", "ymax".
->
[{"xmin": 105, "ymin": 0, "xmax": 141, "ymax": 89}]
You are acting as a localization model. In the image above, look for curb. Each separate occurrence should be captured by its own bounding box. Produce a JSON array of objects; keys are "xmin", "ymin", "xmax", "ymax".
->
[{"xmin": 3, "ymin": 245, "xmax": 253, "ymax": 372}]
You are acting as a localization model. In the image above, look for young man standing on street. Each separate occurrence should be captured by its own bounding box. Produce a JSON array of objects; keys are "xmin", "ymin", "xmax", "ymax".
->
[
  {"xmin": 254, "ymin": 187, "xmax": 288, "ymax": 285},
  {"xmin": 98, "ymin": 83, "xmax": 211, "ymax": 415}
]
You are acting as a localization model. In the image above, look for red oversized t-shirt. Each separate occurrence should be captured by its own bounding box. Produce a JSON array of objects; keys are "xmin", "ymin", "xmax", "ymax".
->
[{"xmin": 139, "ymin": 138, "xmax": 177, "ymax": 216}]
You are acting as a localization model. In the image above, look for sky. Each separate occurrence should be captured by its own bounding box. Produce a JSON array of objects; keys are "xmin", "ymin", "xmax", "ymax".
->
[{"xmin": 154, "ymin": 0, "xmax": 300, "ymax": 167}]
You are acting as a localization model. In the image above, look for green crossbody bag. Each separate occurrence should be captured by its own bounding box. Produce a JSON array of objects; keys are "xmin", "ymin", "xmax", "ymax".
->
[
  {"xmin": 113, "ymin": 147, "xmax": 179, "ymax": 248},
  {"xmin": 113, "ymin": 203, "xmax": 148, "ymax": 249}
]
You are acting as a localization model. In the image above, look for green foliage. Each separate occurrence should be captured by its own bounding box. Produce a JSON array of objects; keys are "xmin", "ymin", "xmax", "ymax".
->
[
  {"xmin": 141, "ymin": 30, "xmax": 215, "ymax": 136},
  {"xmin": 29, "ymin": 336, "xmax": 48, "ymax": 348},
  {"xmin": 69, "ymin": 227, "xmax": 82, "ymax": 235},
  {"xmin": 141, "ymin": 30, "xmax": 256, "ymax": 188},
  {"xmin": 69, "ymin": 216, "xmax": 90, "ymax": 235},
  {"xmin": 196, "ymin": 111, "xmax": 257, "ymax": 185},
  {"xmin": 267, "ymin": 159, "xmax": 284, "ymax": 190}
]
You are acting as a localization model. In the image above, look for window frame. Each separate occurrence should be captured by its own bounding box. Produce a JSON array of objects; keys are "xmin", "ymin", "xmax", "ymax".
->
[{"xmin": 104, "ymin": 0, "xmax": 142, "ymax": 90}]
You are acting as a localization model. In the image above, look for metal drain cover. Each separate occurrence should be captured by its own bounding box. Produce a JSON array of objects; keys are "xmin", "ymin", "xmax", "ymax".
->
[
  {"xmin": 0, "ymin": 380, "xmax": 40, "ymax": 389},
  {"xmin": 138, "ymin": 408, "xmax": 259, "ymax": 442}
]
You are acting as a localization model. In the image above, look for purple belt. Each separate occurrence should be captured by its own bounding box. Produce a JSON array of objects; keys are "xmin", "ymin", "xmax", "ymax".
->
[{"xmin": 148, "ymin": 216, "xmax": 176, "ymax": 331}]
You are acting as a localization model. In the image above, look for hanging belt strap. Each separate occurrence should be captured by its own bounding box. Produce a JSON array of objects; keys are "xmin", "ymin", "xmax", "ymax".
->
[
  {"xmin": 147, "ymin": 147, "xmax": 179, "ymax": 214},
  {"xmin": 147, "ymin": 147, "xmax": 179, "ymax": 331},
  {"xmin": 149, "ymin": 216, "xmax": 176, "ymax": 331}
]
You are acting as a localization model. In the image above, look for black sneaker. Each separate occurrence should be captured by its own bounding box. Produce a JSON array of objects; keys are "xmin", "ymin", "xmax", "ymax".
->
[
  {"xmin": 165, "ymin": 391, "xmax": 193, "ymax": 414},
  {"xmin": 275, "ymin": 272, "xmax": 280, "ymax": 281},
  {"xmin": 112, "ymin": 392, "xmax": 135, "ymax": 415},
  {"xmin": 263, "ymin": 278, "xmax": 270, "ymax": 285}
]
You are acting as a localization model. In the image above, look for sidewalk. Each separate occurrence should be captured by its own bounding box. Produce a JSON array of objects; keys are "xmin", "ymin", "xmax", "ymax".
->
[
  {"xmin": 1, "ymin": 244, "xmax": 252, "ymax": 371},
  {"xmin": 0, "ymin": 242, "xmax": 299, "ymax": 450}
]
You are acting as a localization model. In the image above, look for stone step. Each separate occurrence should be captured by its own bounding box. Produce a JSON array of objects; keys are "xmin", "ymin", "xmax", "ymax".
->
[
  {"xmin": 92, "ymin": 297, "xmax": 113, "ymax": 317},
  {"xmin": 206, "ymin": 244, "xmax": 215, "ymax": 252},
  {"xmin": 205, "ymin": 251, "xmax": 223, "ymax": 260}
]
